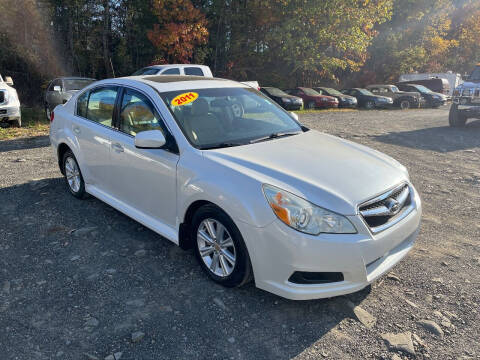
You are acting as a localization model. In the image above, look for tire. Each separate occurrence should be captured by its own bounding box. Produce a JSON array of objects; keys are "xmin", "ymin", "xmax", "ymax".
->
[
  {"xmin": 400, "ymin": 100, "xmax": 411, "ymax": 110},
  {"xmin": 365, "ymin": 101, "xmax": 375, "ymax": 110},
  {"xmin": 10, "ymin": 118, "xmax": 21, "ymax": 127},
  {"xmin": 62, "ymin": 150, "xmax": 86, "ymax": 199},
  {"xmin": 45, "ymin": 105, "xmax": 51, "ymax": 122},
  {"xmin": 192, "ymin": 204, "xmax": 252, "ymax": 288},
  {"xmin": 448, "ymin": 104, "xmax": 467, "ymax": 127},
  {"xmin": 306, "ymin": 101, "xmax": 316, "ymax": 110}
]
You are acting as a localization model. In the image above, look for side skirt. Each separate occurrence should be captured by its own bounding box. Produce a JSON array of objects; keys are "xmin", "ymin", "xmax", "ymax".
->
[{"xmin": 86, "ymin": 184, "xmax": 179, "ymax": 245}]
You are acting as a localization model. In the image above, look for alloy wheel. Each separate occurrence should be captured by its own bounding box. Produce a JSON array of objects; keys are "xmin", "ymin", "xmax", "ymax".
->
[
  {"xmin": 197, "ymin": 218, "xmax": 236, "ymax": 277},
  {"xmin": 65, "ymin": 156, "xmax": 81, "ymax": 193}
]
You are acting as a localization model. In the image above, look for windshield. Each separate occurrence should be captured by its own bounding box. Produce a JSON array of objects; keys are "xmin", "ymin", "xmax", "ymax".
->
[
  {"xmin": 301, "ymin": 88, "xmax": 320, "ymax": 96},
  {"xmin": 264, "ymin": 87, "xmax": 289, "ymax": 97},
  {"xmin": 357, "ymin": 89, "xmax": 374, "ymax": 96},
  {"xmin": 470, "ymin": 66, "xmax": 480, "ymax": 81},
  {"xmin": 64, "ymin": 79, "xmax": 95, "ymax": 91},
  {"xmin": 412, "ymin": 84, "xmax": 432, "ymax": 93},
  {"xmin": 322, "ymin": 88, "xmax": 343, "ymax": 96},
  {"xmin": 160, "ymin": 87, "xmax": 302, "ymax": 149}
]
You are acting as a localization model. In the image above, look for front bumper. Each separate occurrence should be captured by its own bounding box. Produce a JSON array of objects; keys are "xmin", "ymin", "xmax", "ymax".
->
[
  {"xmin": 238, "ymin": 186, "xmax": 422, "ymax": 300},
  {"xmin": 338, "ymin": 100, "xmax": 357, "ymax": 108},
  {"xmin": 282, "ymin": 102, "xmax": 303, "ymax": 110},
  {"xmin": 0, "ymin": 105, "xmax": 21, "ymax": 121}
]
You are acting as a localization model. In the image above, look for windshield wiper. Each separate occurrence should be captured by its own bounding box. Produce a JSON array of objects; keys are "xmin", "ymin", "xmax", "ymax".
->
[
  {"xmin": 249, "ymin": 131, "xmax": 301, "ymax": 144},
  {"xmin": 200, "ymin": 142, "xmax": 245, "ymax": 150}
]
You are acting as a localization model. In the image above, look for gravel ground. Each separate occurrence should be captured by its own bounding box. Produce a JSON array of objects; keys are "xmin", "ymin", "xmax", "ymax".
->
[{"xmin": 0, "ymin": 107, "xmax": 479, "ymax": 360}]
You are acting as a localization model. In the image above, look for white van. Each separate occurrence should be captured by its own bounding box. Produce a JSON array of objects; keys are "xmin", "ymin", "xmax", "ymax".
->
[{"xmin": 132, "ymin": 64, "xmax": 213, "ymax": 77}]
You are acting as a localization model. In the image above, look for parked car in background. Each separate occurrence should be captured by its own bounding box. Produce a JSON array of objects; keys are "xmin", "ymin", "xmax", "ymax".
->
[
  {"xmin": 366, "ymin": 84, "xmax": 424, "ymax": 109},
  {"xmin": 313, "ymin": 87, "xmax": 357, "ymax": 108},
  {"xmin": 241, "ymin": 81, "xmax": 260, "ymax": 90},
  {"xmin": 260, "ymin": 87, "xmax": 303, "ymax": 110},
  {"xmin": 449, "ymin": 63, "xmax": 480, "ymax": 127},
  {"xmin": 397, "ymin": 78, "xmax": 450, "ymax": 98},
  {"xmin": 399, "ymin": 72, "xmax": 462, "ymax": 97},
  {"xmin": 396, "ymin": 83, "xmax": 447, "ymax": 108},
  {"xmin": 132, "ymin": 64, "xmax": 213, "ymax": 77},
  {"xmin": 45, "ymin": 77, "xmax": 96, "ymax": 121},
  {"xmin": 0, "ymin": 74, "xmax": 21, "ymax": 127},
  {"xmin": 341, "ymin": 88, "xmax": 393, "ymax": 109},
  {"xmin": 284, "ymin": 87, "xmax": 338, "ymax": 109},
  {"xmin": 49, "ymin": 75, "xmax": 421, "ymax": 300}
]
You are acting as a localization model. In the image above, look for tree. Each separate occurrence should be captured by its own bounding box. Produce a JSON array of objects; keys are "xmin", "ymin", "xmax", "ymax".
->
[{"xmin": 147, "ymin": 0, "xmax": 209, "ymax": 64}]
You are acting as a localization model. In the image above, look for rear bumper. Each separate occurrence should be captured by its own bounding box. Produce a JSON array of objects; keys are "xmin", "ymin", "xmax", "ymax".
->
[
  {"xmin": 238, "ymin": 186, "xmax": 422, "ymax": 300},
  {"xmin": 0, "ymin": 105, "xmax": 21, "ymax": 121}
]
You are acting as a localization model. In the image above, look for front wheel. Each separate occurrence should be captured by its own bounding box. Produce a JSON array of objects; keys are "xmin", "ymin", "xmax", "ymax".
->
[
  {"xmin": 449, "ymin": 105, "xmax": 467, "ymax": 127},
  {"xmin": 192, "ymin": 205, "xmax": 252, "ymax": 288},
  {"xmin": 365, "ymin": 101, "xmax": 375, "ymax": 110},
  {"xmin": 306, "ymin": 101, "xmax": 316, "ymax": 110},
  {"xmin": 63, "ymin": 150, "xmax": 86, "ymax": 198},
  {"xmin": 400, "ymin": 100, "xmax": 411, "ymax": 110}
]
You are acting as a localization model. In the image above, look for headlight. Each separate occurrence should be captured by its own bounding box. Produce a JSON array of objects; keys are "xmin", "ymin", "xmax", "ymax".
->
[
  {"xmin": 432, "ymin": 94, "xmax": 441, "ymax": 99},
  {"xmin": 282, "ymin": 97, "xmax": 292, "ymax": 103},
  {"xmin": 263, "ymin": 184, "xmax": 357, "ymax": 235}
]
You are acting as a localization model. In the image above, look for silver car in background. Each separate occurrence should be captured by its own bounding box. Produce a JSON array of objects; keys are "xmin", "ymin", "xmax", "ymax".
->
[{"xmin": 44, "ymin": 77, "xmax": 95, "ymax": 121}]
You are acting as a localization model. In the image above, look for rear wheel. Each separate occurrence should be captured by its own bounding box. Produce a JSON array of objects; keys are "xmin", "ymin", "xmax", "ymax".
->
[
  {"xmin": 45, "ymin": 105, "xmax": 51, "ymax": 122},
  {"xmin": 192, "ymin": 204, "xmax": 252, "ymax": 287},
  {"xmin": 10, "ymin": 118, "xmax": 21, "ymax": 127},
  {"xmin": 62, "ymin": 150, "xmax": 86, "ymax": 198},
  {"xmin": 400, "ymin": 100, "xmax": 411, "ymax": 110},
  {"xmin": 449, "ymin": 105, "xmax": 467, "ymax": 127}
]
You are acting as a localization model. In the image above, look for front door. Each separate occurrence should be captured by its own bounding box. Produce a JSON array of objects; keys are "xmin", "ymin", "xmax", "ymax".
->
[{"xmin": 108, "ymin": 87, "xmax": 179, "ymax": 233}]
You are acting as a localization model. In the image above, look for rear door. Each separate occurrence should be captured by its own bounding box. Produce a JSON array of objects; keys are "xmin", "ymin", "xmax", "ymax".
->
[
  {"xmin": 108, "ymin": 86, "xmax": 179, "ymax": 230},
  {"xmin": 71, "ymin": 86, "xmax": 119, "ymax": 190}
]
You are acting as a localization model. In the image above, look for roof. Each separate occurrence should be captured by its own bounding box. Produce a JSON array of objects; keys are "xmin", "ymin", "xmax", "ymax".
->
[
  {"xmin": 366, "ymin": 84, "xmax": 395, "ymax": 87},
  {"xmin": 145, "ymin": 64, "xmax": 211, "ymax": 69},
  {"xmin": 127, "ymin": 75, "xmax": 246, "ymax": 92}
]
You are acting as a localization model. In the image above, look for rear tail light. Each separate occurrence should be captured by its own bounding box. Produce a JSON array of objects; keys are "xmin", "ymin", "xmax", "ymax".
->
[{"xmin": 50, "ymin": 111, "xmax": 54, "ymax": 123}]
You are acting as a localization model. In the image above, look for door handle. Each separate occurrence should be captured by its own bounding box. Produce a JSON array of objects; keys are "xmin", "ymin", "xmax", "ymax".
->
[
  {"xmin": 73, "ymin": 126, "xmax": 81, "ymax": 134},
  {"xmin": 112, "ymin": 143, "xmax": 124, "ymax": 153}
]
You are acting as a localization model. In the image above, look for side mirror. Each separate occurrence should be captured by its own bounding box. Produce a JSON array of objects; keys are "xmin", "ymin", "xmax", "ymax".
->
[
  {"xmin": 290, "ymin": 112, "xmax": 299, "ymax": 121},
  {"xmin": 5, "ymin": 76, "xmax": 13, "ymax": 86},
  {"xmin": 134, "ymin": 130, "xmax": 166, "ymax": 149},
  {"xmin": 53, "ymin": 85, "xmax": 62, "ymax": 92}
]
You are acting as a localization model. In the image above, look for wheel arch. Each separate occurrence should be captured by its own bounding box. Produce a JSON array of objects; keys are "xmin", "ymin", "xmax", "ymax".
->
[
  {"xmin": 178, "ymin": 200, "xmax": 223, "ymax": 250},
  {"xmin": 57, "ymin": 142, "xmax": 72, "ymax": 175}
]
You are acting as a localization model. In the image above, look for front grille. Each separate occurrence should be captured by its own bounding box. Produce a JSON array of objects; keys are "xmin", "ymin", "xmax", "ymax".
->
[
  {"xmin": 0, "ymin": 109, "xmax": 6, "ymax": 115},
  {"xmin": 359, "ymin": 183, "xmax": 412, "ymax": 233}
]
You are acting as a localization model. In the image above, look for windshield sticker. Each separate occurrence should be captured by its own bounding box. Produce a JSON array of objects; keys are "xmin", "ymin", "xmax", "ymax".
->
[{"xmin": 171, "ymin": 92, "xmax": 199, "ymax": 106}]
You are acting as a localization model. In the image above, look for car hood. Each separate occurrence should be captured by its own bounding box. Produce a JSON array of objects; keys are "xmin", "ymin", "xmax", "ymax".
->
[{"xmin": 203, "ymin": 130, "xmax": 409, "ymax": 215}]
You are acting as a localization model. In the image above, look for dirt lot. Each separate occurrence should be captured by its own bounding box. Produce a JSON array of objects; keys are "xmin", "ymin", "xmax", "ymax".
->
[{"xmin": 1, "ymin": 107, "xmax": 479, "ymax": 360}]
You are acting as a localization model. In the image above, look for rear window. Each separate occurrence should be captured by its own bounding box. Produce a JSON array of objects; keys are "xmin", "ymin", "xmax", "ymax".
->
[{"xmin": 184, "ymin": 67, "xmax": 204, "ymax": 76}]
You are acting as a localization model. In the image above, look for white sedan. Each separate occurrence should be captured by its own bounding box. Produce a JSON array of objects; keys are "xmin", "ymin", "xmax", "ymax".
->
[{"xmin": 49, "ymin": 75, "xmax": 422, "ymax": 300}]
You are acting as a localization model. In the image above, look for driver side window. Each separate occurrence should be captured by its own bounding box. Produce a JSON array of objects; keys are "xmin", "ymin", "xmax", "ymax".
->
[{"xmin": 119, "ymin": 88, "xmax": 164, "ymax": 136}]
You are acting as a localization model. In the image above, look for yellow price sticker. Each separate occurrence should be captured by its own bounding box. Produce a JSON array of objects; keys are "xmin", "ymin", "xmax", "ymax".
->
[{"xmin": 171, "ymin": 92, "xmax": 199, "ymax": 107}]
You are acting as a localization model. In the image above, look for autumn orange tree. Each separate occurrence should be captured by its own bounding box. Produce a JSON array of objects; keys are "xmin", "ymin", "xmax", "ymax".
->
[{"xmin": 147, "ymin": 0, "xmax": 209, "ymax": 64}]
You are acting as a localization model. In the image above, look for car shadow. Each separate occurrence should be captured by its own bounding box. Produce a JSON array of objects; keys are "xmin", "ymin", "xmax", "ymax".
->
[
  {"xmin": 1, "ymin": 178, "xmax": 371, "ymax": 359},
  {"xmin": 0, "ymin": 135, "xmax": 50, "ymax": 153},
  {"xmin": 373, "ymin": 120, "xmax": 480, "ymax": 152}
]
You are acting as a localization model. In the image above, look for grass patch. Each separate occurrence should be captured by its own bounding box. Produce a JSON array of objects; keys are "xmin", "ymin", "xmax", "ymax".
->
[{"xmin": 0, "ymin": 107, "xmax": 49, "ymax": 140}]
